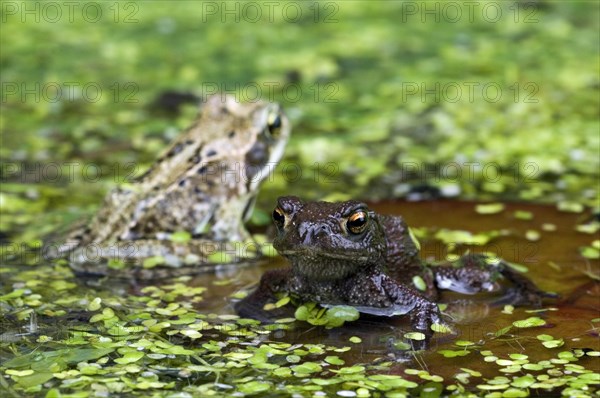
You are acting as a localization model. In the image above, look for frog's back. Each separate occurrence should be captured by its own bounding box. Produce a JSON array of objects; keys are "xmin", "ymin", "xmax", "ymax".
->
[
  {"xmin": 84, "ymin": 95, "xmax": 277, "ymax": 243},
  {"xmin": 52, "ymin": 94, "xmax": 291, "ymax": 278},
  {"xmin": 134, "ymin": 95, "xmax": 269, "ymax": 189}
]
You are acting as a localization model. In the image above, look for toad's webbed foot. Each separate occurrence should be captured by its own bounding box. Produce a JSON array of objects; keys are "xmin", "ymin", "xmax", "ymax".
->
[
  {"xmin": 474, "ymin": 255, "xmax": 558, "ymax": 307},
  {"xmin": 411, "ymin": 300, "xmax": 443, "ymax": 335},
  {"xmin": 433, "ymin": 254, "xmax": 558, "ymax": 307},
  {"xmin": 377, "ymin": 275, "xmax": 445, "ymax": 337},
  {"xmin": 492, "ymin": 285, "xmax": 559, "ymax": 307},
  {"xmin": 408, "ymin": 301, "xmax": 444, "ymax": 350}
]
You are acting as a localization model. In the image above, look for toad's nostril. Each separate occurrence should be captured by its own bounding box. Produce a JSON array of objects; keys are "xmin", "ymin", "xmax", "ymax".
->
[
  {"xmin": 298, "ymin": 223, "xmax": 332, "ymax": 245},
  {"xmin": 314, "ymin": 225, "xmax": 332, "ymax": 241}
]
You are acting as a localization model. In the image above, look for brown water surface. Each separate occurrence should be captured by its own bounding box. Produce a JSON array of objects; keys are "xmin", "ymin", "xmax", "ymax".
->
[
  {"xmin": 2, "ymin": 200, "xmax": 598, "ymax": 395},
  {"xmin": 181, "ymin": 200, "xmax": 599, "ymax": 376}
]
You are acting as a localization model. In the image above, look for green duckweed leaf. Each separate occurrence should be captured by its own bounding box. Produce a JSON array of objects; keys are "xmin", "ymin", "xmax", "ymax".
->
[
  {"xmin": 438, "ymin": 350, "xmax": 470, "ymax": 358},
  {"xmin": 142, "ymin": 256, "xmax": 165, "ymax": 268},
  {"xmin": 169, "ymin": 231, "xmax": 191, "ymax": 243},
  {"xmin": 325, "ymin": 356, "xmax": 345, "ymax": 365},
  {"xmin": 514, "ymin": 210, "xmax": 534, "ymax": 220},
  {"xmin": 114, "ymin": 351, "xmax": 144, "ymax": 364},
  {"xmin": 580, "ymin": 245, "xmax": 600, "ymax": 260},
  {"xmin": 412, "ymin": 275, "xmax": 427, "ymax": 291},
  {"xmin": 238, "ymin": 381, "xmax": 272, "ymax": 394},
  {"xmin": 292, "ymin": 362, "xmax": 322, "ymax": 374},
  {"xmin": 512, "ymin": 317, "xmax": 546, "ymax": 328},
  {"xmin": 542, "ymin": 338, "xmax": 564, "ymax": 348},
  {"xmin": 404, "ymin": 332, "xmax": 426, "ymax": 341},
  {"xmin": 475, "ymin": 203, "xmax": 505, "ymax": 214}
]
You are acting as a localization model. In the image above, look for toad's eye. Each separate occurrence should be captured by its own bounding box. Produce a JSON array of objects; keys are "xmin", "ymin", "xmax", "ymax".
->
[
  {"xmin": 266, "ymin": 109, "xmax": 282, "ymax": 138},
  {"xmin": 273, "ymin": 206, "xmax": 286, "ymax": 230},
  {"xmin": 347, "ymin": 209, "xmax": 368, "ymax": 234}
]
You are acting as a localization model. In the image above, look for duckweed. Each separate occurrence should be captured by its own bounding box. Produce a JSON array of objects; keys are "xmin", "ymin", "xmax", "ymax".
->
[
  {"xmin": 514, "ymin": 211, "xmax": 534, "ymax": 221},
  {"xmin": 294, "ymin": 303, "xmax": 360, "ymax": 328},
  {"xmin": 512, "ymin": 317, "xmax": 546, "ymax": 328},
  {"xmin": 475, "ymin": 203, "xmax": 505, "ymax": 215},
  {"xmin": 1, "ymin": 1, "xmax": 599, "ymax": 397}
]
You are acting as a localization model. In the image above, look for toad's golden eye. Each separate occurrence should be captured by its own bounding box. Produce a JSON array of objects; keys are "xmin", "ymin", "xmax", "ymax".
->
[
  {"xmin": 273, "ymin": 206, "xmax": 286, "ymax": 229},
  {"xmin": 347, "ymin": 209, "xmax": 368, "ymax": 234},
  {"xmin": 266, "ymin": 109, "xmax": 282, "ymax": 138}
]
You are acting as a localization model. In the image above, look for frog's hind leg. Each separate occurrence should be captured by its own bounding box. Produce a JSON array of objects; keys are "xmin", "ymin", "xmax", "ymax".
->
[{"xmin": 432, "ymin": 253, "xmax": 557, "ymax": 306}]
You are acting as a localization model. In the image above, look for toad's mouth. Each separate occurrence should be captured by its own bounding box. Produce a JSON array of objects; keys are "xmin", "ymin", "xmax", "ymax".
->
[{"xmin": 277, "ymin": 248, "xmax": 369, "ymax": 262}]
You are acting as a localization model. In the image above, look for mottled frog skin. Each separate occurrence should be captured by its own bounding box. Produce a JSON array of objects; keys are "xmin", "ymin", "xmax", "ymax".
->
[
  {"xmin": 237, "ymin": 196, "xmax": 554, "ymax": 338},
  {"xmin": 55, "ymin": 95, "xmax": 291, "ymax": 278}
]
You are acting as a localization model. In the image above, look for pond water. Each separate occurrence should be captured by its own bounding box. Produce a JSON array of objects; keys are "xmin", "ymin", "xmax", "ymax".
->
[{"xmin": 1, "ymin": 200, "xmax": 598, "ymax": 396}]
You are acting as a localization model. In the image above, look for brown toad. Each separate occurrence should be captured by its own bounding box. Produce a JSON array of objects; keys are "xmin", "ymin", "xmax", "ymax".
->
[{"xmin": 237, "ymin": 196, "xmax": 555, "ymax": 337}]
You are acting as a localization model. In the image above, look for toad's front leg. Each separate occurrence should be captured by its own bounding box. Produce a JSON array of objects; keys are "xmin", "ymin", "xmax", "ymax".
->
[{"xmin": 346, "ymin": 274, "xmax": 443, "ymax": 337}]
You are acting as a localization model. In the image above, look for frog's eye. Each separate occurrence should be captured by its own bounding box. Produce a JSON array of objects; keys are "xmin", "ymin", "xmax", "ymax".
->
[
  {"xmin": 266, "ymin": 109, "xmax": 282, "ymax": 138},
  {"xmin": 346, "ymin": 209, "xmax": 369, "ymax": 234},
  {"xmin": 273, "ymin": 206, "xmax": 286, "ymax": 230}
]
